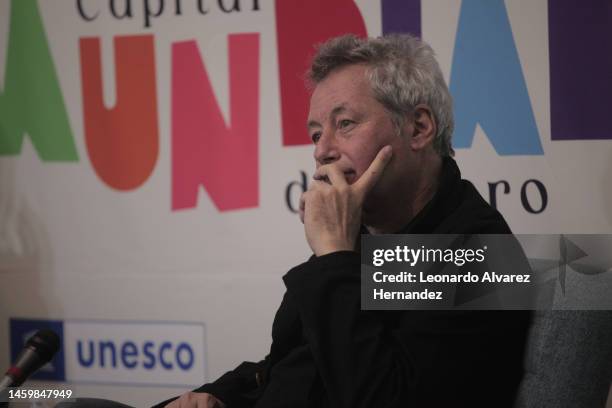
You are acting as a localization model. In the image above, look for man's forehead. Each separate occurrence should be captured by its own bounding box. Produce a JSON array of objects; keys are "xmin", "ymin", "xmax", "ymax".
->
[
  {"xmin": 307, "ymin": 67, "xmax": 374, "ymax": 125},
  {"xmin": 307, "ymin": 104, "xmax": 355, "ymax": 128}
]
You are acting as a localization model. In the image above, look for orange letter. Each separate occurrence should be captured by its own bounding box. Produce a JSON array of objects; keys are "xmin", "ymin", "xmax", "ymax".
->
[{"xmin": 80, "ymin": 35, "xmax": 159, "ymax": 190}]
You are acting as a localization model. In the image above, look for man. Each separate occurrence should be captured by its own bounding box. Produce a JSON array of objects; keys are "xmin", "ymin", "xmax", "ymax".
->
[{"xmin": 161, "ymin": 34, "xmax": 530, "ymax": 408}]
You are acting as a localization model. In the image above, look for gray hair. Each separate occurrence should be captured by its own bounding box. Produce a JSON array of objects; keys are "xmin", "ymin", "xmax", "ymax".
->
[{"xmin": 308, "ymin": 34, "xmax": 454, "ymax": 157}]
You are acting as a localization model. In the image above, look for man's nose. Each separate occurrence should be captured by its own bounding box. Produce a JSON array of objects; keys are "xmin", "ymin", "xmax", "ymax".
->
[{"xmin": 314, "ymin": 132, "xmax": 340, "ymax": 164}]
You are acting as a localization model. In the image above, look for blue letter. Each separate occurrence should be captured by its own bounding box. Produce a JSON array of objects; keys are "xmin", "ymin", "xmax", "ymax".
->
[
  {"xmin": 175, "ymin": 343, "xmax": 194, "ymax": 370},
  {"xmin": 449, "ymin": 0, "xmax": 542, "ymax": 155},
  {"xmin": 98, "ymin": 341, "xmax": 117, "ymax": 368},
  {"xmin": 159, "ymin": 342, "xmax": 173, "ymax": 370},
  {"xmin": 121, "ymin": 341, "xmax": 138, "ymax": 369},
  {"xmin": 76, "ymin": 340, "xmax": 95, "ymax": 367},
  {"xmin": 142, "ymin": 341, "xmax": 156, "ymax": 369}
]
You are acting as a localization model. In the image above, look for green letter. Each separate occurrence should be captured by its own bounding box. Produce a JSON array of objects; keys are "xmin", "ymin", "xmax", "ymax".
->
[{"xmin": 0, "ymin": 0, "xmax": 77, "ymax": 160}]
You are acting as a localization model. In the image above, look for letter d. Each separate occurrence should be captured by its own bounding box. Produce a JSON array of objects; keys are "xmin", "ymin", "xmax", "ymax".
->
[{"xmin": 285, "ymin": 171, "xmax": 308, "ymax": 213}]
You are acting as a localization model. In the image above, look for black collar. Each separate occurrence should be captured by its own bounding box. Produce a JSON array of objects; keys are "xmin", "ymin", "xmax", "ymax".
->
[{"xmin": 399, "ymin": 156, "xmax": 462, "ymax": 234}]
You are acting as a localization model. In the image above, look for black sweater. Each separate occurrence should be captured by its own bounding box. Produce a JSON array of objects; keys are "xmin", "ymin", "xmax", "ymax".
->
[{"xmin": 158, "ymin": 157, "xmax": 531, "ymax": 408}]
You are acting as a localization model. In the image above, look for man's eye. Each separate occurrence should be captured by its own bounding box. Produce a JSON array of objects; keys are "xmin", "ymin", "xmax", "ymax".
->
[
  {"xmin": 338, "ymin": 119, "xmax": 354, "ymax": 129},
  {"xmin": 311, "ymin": 132, "xmax": 321, "ymax": 144}
]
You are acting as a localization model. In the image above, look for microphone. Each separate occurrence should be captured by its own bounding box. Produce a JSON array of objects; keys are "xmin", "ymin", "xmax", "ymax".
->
[{"xmin": 0, "ymin": 329, "xmax": 60, "ymax": 390}]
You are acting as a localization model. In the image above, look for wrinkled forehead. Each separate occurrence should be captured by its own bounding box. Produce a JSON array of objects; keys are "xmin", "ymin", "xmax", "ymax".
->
[{"xmin": 308, "ymin": 65, "xmax": 377, "ymax": 122}]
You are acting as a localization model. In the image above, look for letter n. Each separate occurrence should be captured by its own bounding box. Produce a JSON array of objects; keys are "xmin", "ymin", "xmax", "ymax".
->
[
  {"xmin": 171, "ymin": 34, "xmax": 259, "ymax": 211},
  {"xmin": 0, "ymin": 0, "xmax": 77, "ymax": 160},
  {"xmin": 80, "ymin": 35, "xmax": 159, "ymax": 190},
  {"xmin": 449, "ymin": 0, "xmax": 543, "ymax": 155},
  {"xmin": 276, "ymin": 0, "xmax": 367, "ymax": 146}
]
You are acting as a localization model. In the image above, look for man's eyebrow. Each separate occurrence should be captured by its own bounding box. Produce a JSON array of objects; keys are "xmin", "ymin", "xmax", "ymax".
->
[
  {"xmin": 330, "ymin": 104, "xmax": 349, "ymax": 117},
  {"xmin": 306, "ymin": 104, "xmax": 350, "ymax": 129},
  {"xmin": 307, "ymin": 120, "xmax": 321, "ymax": 130}
]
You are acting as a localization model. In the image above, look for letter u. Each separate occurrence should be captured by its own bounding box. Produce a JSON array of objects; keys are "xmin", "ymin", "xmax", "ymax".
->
[{"xmin": 77, "ymin": 340, "xmax": 95, "ymax": 367}]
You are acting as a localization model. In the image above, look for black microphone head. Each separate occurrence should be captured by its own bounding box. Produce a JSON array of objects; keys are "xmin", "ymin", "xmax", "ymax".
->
[
  {"xmin": 26, "ymin": 329, "xmax": 60, "ymax": 362},
  {"xmin": 1, "ymin": 329, "xmax": 61, "ymax": 389}
]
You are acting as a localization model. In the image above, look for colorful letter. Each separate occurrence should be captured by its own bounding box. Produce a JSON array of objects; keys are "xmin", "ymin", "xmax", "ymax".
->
[
  {"xmin": 80, "ymin": 35, "xmax": 159, "ymax": 190},
  {"xmin": 0, "ymin": 0, "xmax": 77, "ymax": 160},
  {"xmin": 382, "ymin": 0, "xmax": 421, "ymax": 36},
  {"xmin": 449, "ymin": 0, "xmax": 543, "ymax": 155},
  {"xmin": 548, "ymin": 0, "xmax": 612, "ymax": 140},
  {"xmin": 276, "ymin": 0, "xmax": 367, "ymax": 146},
  {"xmin": 171, "ymin": 34, "xmax": 259, "ymax": 211}
]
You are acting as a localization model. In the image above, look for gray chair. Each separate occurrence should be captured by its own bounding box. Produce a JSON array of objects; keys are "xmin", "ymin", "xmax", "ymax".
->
[{"xmin": 514, "ymin": 311, "xmax": 612, "ymax": 408}]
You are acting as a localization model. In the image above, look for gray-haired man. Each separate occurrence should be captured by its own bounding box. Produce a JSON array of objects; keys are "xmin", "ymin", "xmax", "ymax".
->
[{"xmin": 161, "ymin": 34, "xmax": 530, "ymax": 408}]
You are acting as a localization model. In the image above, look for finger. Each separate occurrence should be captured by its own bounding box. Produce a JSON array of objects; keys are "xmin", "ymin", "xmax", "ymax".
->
[
  {"xmin": 308, "ymin": 179, "xmax": 333, "ymax": 193},
  {"xmin": 313, "ymin": 163, "xmax": 348, "ymax": 187},
  {"xmin": 178, "ymin": 393, "xmax": 190, "ymax": 408},
  {"xmin": 181, "ymin": 393, "xmax": 196, "ymax": 408},
  {"xmin": 196, "ymin": 397, "xmax": 207, "ymax": 408},
  {"xmin": 353, "ymin": 145, "xmax": 393, "ymax": 198}
]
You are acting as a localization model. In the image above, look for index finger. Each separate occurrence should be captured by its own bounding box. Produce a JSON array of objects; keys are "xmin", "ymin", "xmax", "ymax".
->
[
  {"xmin": 353, "ymin": 145, "xmax": 393, "ymax": 198},
  {"xmin": 313, "ymin": 163, "xmax": 349, "ymax": 187}
]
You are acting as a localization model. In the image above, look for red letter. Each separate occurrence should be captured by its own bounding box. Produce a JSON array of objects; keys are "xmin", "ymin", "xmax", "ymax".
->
[
  {"xmin": 171, "ymin": 34, "xmax": 259, "ymax": 211},
  {"xmin": 80, "ymin": 35, "xmax": 159, "ymax": 190},
  {"xmin": 276, "ymin": 0, "xmax": 367, "ymax": 146}
]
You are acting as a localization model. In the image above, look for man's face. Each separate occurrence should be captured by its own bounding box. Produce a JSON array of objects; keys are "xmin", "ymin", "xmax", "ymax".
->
[{"xmin": 307, "ymin": 64, "xmax": 411, "ymax": 201}]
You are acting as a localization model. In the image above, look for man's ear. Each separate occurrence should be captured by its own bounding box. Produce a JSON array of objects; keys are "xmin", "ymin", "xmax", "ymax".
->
[{"xmin": 408, "ymin": 104, "xmax": 436, "ymax": 151}]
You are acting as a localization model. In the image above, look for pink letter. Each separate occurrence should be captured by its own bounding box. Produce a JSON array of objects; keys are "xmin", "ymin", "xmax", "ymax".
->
[
  {"xmin": 172, "ymin": 34, "xmax": 259, "ymax": 211},
  {"xmin": 276, "ymin": 0, "xmax": 367, "ymax": 146}
]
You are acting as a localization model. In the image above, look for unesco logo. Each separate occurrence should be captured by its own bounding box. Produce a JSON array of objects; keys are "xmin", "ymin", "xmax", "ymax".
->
[{"xmin": 9, "ymin": 318, "xmax": 206, "ymax": 387}]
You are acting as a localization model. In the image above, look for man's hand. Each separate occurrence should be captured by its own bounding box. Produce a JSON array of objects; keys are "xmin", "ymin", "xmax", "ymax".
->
[
  {"xmin": 300, "ymin": 146, "xmax": 393, "ymax": 256},
  {"xmin": 164, "ymin": 392, "xmax": 226, "ymax": 408}
]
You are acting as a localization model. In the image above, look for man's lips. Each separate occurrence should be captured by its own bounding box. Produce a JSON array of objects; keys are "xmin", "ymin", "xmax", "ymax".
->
[{"xmin": 343, "ymin": 171, "xmax": 357, "ymax": 184}]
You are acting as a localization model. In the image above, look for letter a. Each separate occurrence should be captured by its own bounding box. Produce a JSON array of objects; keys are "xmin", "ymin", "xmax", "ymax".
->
[
  {"xmin": 449, "ymin": 0, "xmax": 543, "ymax": 155},
  {"xmin": 0, "ymin": 0, "xmax": 77, "ymax": 160}
]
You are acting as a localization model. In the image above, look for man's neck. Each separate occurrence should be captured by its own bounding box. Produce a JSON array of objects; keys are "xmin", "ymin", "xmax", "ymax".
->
[{"xmin": 365, "ymin": 156, "xmax": 442, "ymax": 235}]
